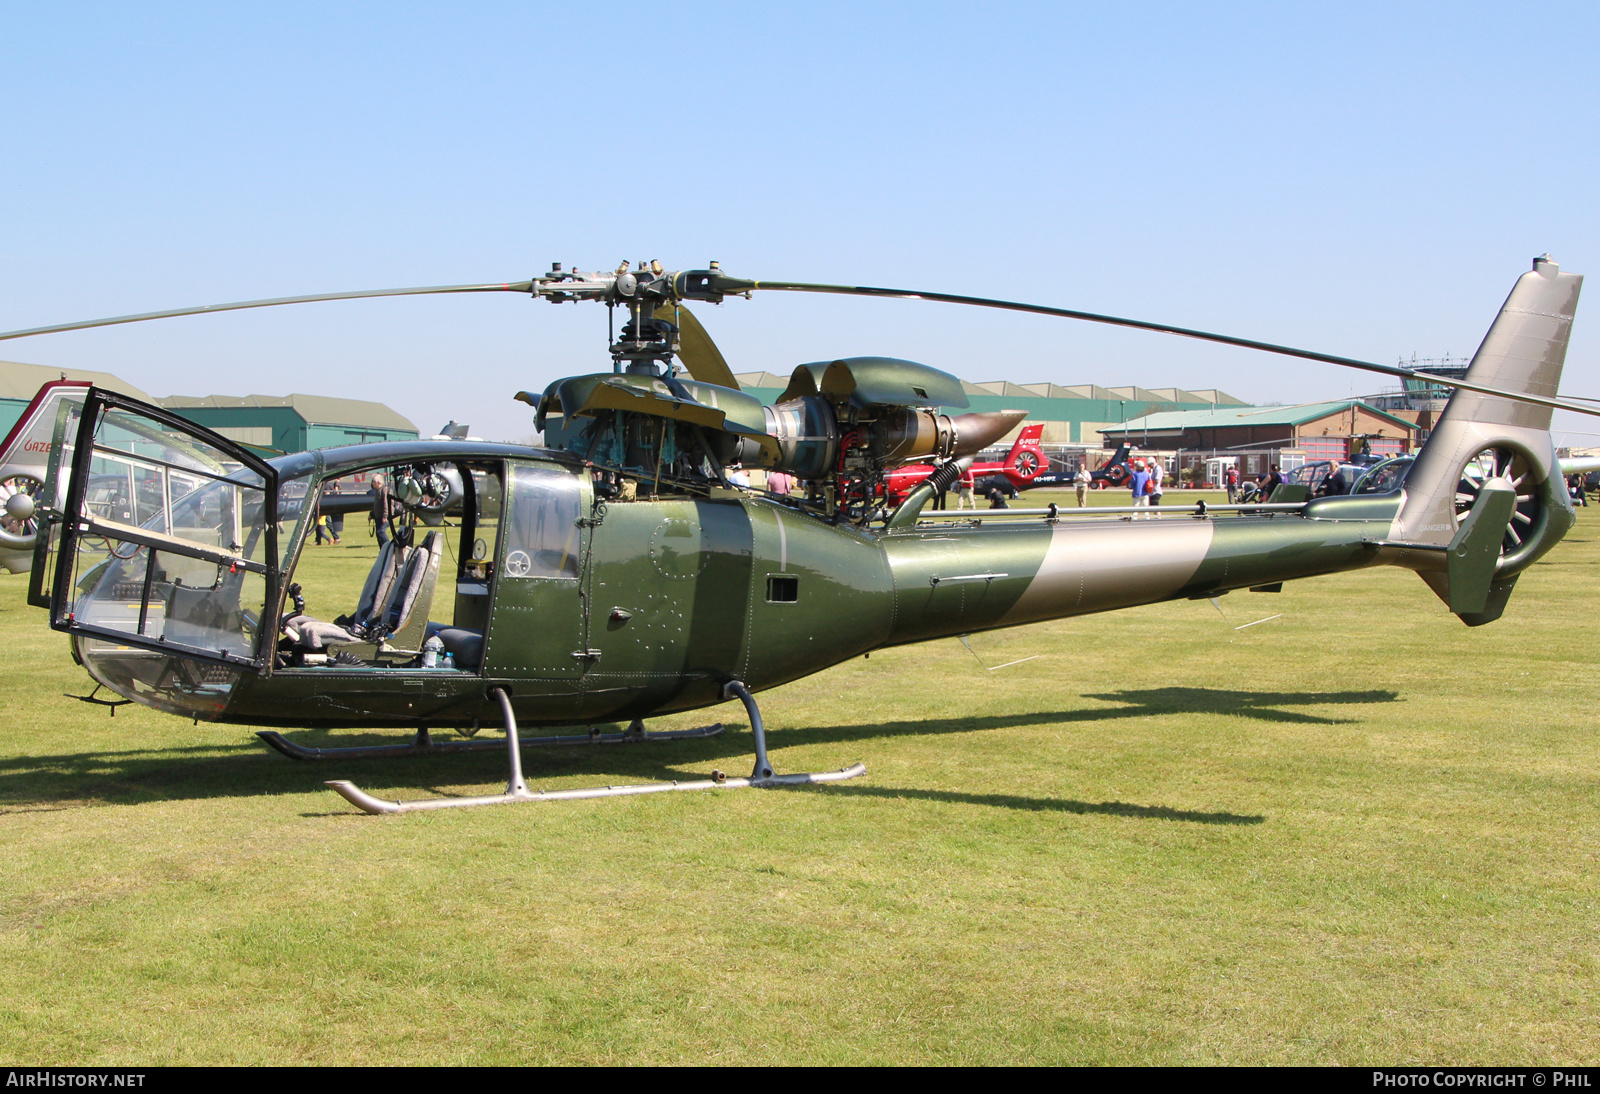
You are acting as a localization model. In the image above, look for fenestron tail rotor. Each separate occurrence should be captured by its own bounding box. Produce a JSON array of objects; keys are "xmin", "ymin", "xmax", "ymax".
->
[{"xmin": 1455, "ymin": 446, "xmax": 1544, "ymax": 558}]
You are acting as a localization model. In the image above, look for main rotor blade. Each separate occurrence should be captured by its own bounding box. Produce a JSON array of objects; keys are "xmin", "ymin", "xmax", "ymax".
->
[
  {"xmin": 749, "ymin": 280, "xmax": 1600, "ymax": 419},
  {"xmin": 654, "ymin": 303, "xmax": 739, "ymax": 390},
  {"xmin": 0, "ymin": 282, "xmax": 535, "ymax": 343}
]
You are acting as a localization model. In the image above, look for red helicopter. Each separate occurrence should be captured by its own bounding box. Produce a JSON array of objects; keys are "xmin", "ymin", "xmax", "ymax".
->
[{"xmin": 884, "ymin": 422, "xmax": 1047, "ymax": 504}]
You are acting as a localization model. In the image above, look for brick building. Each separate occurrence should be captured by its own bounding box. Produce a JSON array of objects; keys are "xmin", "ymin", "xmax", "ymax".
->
[{"xmin": 1100, "ymin": 399, "xmax": 1418, "ymax": 478}]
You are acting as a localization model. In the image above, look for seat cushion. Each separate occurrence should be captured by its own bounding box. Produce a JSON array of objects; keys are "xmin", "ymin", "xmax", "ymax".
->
[
  {"xmin": 284, "ymin": 614, "xmax": 359, "ymax": 650},
  {"xmin": 424, "ymin": 623, "xmax": 484, "ymax": 670}
]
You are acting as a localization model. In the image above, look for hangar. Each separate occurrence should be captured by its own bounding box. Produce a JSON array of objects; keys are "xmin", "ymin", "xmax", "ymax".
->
[
  {"xmin": 1099, "ymin": 399, "xmax": 1419, "ymax": 479},
  {"xmin": 733, "ymin": 372, "xmax": 1246, "ymax": 444},
  {"xmin": 0, "ymin": 359, "xmax": 151, "ymax": 440},
  {"xmin": 155, "ymin": 393, "xmax": 419, "ymax": 453},
  {"xmin": 1, "ymin": 361, "xmax": 420, "ymax": 458}
]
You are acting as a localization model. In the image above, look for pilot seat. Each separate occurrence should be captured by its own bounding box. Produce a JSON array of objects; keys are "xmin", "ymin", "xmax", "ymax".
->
[{"xmin": 281, "ymin": 530, "xmax": 445, "ymax": 663}]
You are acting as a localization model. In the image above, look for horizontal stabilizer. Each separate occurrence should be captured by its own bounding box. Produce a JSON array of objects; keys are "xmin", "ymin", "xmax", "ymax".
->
[
  {"xmin": 1445, "ymin": 481, "xmax": 1518, "ymax": 615},
  {"xmin": 1454, "ymin": 575, "xmax": 1519, "ymax": 628}
]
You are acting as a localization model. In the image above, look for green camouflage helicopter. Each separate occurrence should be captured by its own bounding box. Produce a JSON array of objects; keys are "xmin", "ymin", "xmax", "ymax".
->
[{"xmin": 0, "ymin": 256, "xmax": 1586, "ymax": 813}]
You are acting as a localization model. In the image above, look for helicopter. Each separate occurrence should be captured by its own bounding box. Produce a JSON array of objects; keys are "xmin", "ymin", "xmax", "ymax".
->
[
  {"xmin": 1089, "ymin": 442, "xmax": 1137, "ymax": 490},
  {"xmin": 1025, "ymin": 441, "xmax": 1138, "ymax": 493},
  {"xmin": 0, "ymin": 255, "xmax": 1588, "ymax": 814},
  {"xmin": 883, "ymin": 422, "xmax": 1046, "ymax": 505}
]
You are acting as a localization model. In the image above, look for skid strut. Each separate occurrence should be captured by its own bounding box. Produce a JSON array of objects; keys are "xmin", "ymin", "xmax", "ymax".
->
[
  {"xmin": 259, "ymin": 720, "xmax": 723, "ymax": 761},
  {"xmin": 325, "ymin": 685, "xmax": 866, "ymax": 814}
]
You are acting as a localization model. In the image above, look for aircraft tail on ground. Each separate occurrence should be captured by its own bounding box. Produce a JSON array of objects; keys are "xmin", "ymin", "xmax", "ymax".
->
[
  {"xmin": 0, "ymin": 380, "xmax": 92, "ymax": 572},
  {"xmin": 1004, "ymin": 422, "xmax": 1044, "ymax": 453},
  {"xmin": 1389, "ymin": 256, "xmax": 1583, "ymax": 624},
  {"xmin": 1003, "ymin": 423, "xmax": 1045, "ymax": 479}
]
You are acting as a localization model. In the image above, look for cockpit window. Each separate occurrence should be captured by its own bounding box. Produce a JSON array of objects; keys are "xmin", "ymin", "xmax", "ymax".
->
[
  {"xmin": 1355, "ymin": 457, "xmax": 1412, "ymax": 495},
  {"xmin": 54, "ymin": 397, "xmax": 279, "ymax": 725},
  {"xmin": 276, "ymin": 475, "xmax": 312, "ymax": 546},
  {"xmin": 63, "ymin": 470, "xmax": 274, "ymax": 660},
  {"xmin": 45, "ymin": 391, "xmax": 282, "ymax": 716},
  {"xmin": 503, "ymin": 464, "xmax": 581, "ymax": 580}
]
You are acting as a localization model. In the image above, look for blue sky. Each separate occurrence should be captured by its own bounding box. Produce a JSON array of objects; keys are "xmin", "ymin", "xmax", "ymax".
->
[{"xmin": 3, "ymin": 2, "xmax": 1597, "ymax": 443}]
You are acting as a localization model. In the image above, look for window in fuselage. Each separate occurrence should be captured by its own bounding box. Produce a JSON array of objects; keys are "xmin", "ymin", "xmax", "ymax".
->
[
  {"xmin": 502, "ymin": 463, "xmax": 581, "ymax": 581},
  {"xmin": 458, "ymin": 463, "xmax": 502, "ymax": 582},
  {"xmin": 272, "ymin": 458, "xmax": 495, "ymax": 669}
]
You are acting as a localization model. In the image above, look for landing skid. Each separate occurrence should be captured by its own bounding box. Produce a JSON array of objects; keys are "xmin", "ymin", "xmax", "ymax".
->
[
  {"xmin": 325, "ymin": 684, "xmax": 866, "ymax": 814},
  {"xmin": 258, "ymin": 720, "xmax": 724, "ymax": 761}
]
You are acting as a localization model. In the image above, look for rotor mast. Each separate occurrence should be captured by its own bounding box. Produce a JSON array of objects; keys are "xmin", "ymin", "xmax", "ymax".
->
[
  {"xmin": 531, "ymin": 260, "xmax": 682, "ymax": 377},
  {"xmin": 609, "ymin": 260, "xmax": 679, "ymax": 376},
  {"xmin": 528, "ymin": 260, "xmax": 755, "ymax": 377}
]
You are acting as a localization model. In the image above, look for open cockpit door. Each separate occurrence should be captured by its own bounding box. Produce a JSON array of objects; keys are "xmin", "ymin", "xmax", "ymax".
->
[
  {"xmin": 25, "ymin": 384, "xmax": 94, "ymax": 605},
  {"xmin": 0, "ymin": 380, "xmax": 91, "ymax": 583},
  {"xmin": 50, "ymin": 389, "xmax": 280, "ymax": 680}
]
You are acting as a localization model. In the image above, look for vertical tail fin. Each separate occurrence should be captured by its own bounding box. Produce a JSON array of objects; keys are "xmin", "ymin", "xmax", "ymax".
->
[
  {"xmin": 1390, "ymin": 256, "xmax": 1583, "ymax": 623},
  {"xmin": 1004, "ymin": 423, "xmax": 1045, "ymax": 478},
  {"xmin": 1004, "ymin": 423, "xmax": 1044, "ymax": 457}
]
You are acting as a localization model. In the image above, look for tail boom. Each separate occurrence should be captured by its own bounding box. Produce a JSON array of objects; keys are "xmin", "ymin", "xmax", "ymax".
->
[{"xmin": 882, "ymin": 500, "xmax": 1398, "ymax": 646}]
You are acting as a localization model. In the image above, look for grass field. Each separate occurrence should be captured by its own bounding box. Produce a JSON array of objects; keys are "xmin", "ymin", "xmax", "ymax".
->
[{"xmin": 0, "ymin": 491, "xmax": 1595, "ymax": 1064}]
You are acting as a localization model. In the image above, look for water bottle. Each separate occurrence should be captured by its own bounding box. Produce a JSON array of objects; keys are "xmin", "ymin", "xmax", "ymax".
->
[
  {"xmin": 441, "ymin": 651, "xmax": 455, "ymax": 671},
  {"xmin": 422, "ymin": 634, "xmax": 444, "ymax": 669}
]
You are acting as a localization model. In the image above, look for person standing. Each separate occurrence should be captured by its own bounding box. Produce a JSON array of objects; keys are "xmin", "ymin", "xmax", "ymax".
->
[
  {"xmin": 956, "ymin": 466, "xmax": 976, "ymax": 510},
  {"xmin": 369, "ymin": 473, "xmax": 401, "ymax": 549},
  {"xmin": 1225, "ymin": 466, "xmax": 1240, "ymax": 504},
  {"xmin": 324, "ymin": 481, "xmax": 343, "ymax": 545},
  {"xmin": 1148, "ymin": 464, "xmax": 1164, "ymax": 507},
  {"xmin": 767, "ymin": 470, "xmax": 793, "ymax": 497},
  {"xmin": 1129, "ymin": 462, "xmax": 1150, "ymax": 518},
  {"xmin": 1073, "ymin": 464, "xmax": 1091, "ymax": 507}
]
